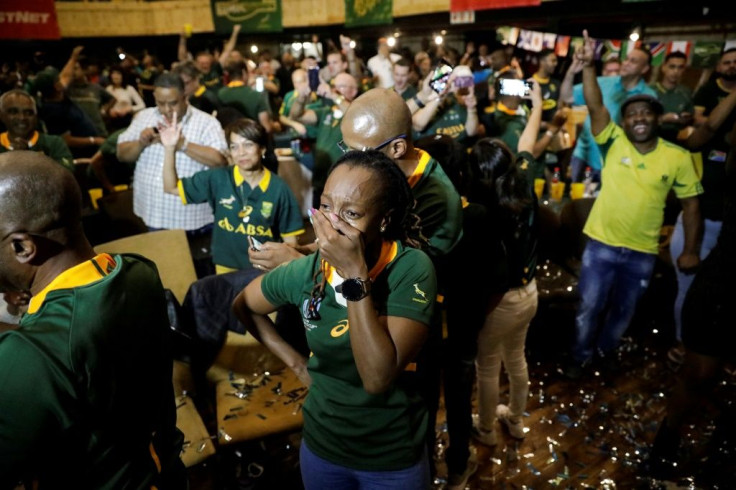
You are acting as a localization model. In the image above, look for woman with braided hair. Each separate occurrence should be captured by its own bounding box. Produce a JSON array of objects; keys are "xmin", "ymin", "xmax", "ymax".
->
[{"xmin": 233, "ymin": 149, "xmax": 437, "ymax": 489}]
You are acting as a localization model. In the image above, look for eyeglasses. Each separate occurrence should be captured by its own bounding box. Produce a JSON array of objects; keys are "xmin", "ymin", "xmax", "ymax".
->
[{"xmin": 337, "ymin": 133, "xmax": 406, "ymax": 154}]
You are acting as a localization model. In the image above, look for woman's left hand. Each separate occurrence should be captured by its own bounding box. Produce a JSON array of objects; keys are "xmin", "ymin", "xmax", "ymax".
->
[{"xmin": 311, "ymin": 209, "xmax": 368, "ymax": 279}]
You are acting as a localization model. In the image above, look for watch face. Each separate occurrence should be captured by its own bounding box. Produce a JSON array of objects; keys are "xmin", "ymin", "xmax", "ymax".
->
[{"xmin": 340, "ymin": 278, "xmax": 368, "ymax": 301}]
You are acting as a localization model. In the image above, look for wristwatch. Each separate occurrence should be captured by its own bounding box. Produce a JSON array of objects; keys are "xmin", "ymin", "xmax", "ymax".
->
[{"xmin": 338, "ymin": 277, "xmax": 372, "ymax": 301}]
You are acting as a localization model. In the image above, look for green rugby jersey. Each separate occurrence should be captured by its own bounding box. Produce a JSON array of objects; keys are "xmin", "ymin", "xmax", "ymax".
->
[
  {"xmin": 261, "ymin": 240, "xmax": 437, "ymax": 470},
  {"xmin": 179, "ymin": 166, "xmax": 304, "ymax": 270}
]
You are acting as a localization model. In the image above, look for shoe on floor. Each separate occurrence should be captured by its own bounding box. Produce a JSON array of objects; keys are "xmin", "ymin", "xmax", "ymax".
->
[
  {"xmin": 471, "ymin": 418, "xmax": 498, "ymax": 446},
  {"xmin": 445, "ymin": 447, "xmax": 478, "ymax": 490},
  {"xmin": 496, "ymin": 404, "xmax": 525, "ymax": 439}
]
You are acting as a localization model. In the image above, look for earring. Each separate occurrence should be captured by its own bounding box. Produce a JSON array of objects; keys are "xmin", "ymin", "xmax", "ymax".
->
[{"xmin": 380, "ymin": 224, "xmax": 386, "ymax": 233}]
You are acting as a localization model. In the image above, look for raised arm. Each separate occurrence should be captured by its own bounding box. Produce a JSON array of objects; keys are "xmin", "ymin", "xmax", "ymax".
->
[
  {"xmin": 559, "ymin": 56, "xmax": 584, "ymax": 106},
  {"xmin": 518, "ymin": 79, "xmax": 544, "ymax": 155},
  {"xmin": 177, "ymin": 32, "xmax": 189, "ymax": 62},
  {"xmin": 579, "ymin": 30, "xmax": 610, "ymax": 135},
  {"xmin": 218, "ymin": 24, "xmax": 241, "ymax": 66},
  {"xmin": 686, "ymin": 88, "xmax": 736, "ymax": 150},
  {"xmin": 60, "ymin": 46, "xmax": 84, "ymax": 88},
  {"xmin": 160, "ymin": 112, "xmax": 182, "ymax": 195},
  {"xmin": 340, "ymin": 35, "xmax": 363, "ymax": 80},
  {"xmin": 289, "ymin": 83, "xmax": 318, "ymax": 125}
]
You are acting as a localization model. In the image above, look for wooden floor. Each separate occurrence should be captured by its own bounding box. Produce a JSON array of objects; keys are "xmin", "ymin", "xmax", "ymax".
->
[{"xmin": 187, "ymin": 266, "xmax": 736, "ymax": 490}]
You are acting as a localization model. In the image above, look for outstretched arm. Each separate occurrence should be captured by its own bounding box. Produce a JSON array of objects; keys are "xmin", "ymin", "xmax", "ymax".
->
[
  {"xmin": 218, "ymin": 24, "xmax": 241, "ymax": 66},
  {"xmin": 60, "ymin": 46, "xmax": 84, "ymax": 88},
  {"xmin": 686, "ymin": 89, "xmax": 736, "ymax": 150},
  {"xmin": 579, "ymin": 30, "xmax": 610, "ymax": 135}
]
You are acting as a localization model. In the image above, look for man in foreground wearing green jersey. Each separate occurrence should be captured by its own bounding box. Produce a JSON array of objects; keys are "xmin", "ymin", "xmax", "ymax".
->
[{"xmin": 0, "ymin": 152, "xmax": 185, "ymax": 488}]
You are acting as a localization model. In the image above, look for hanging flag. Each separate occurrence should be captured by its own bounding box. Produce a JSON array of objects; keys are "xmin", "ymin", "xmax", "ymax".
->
[
  {"xmin": 530, "ymin": 31, "xmax": 544, "ymax": 52},
  {"xmin": 691, "ymin": 41, "xmax": 724, "ymax": 69},
  {"xmin": 593, "ymin": 39, "xmax": 605, "ymax": 60},
  {"xmin": 620, "ymin": 39, "xmax": 641, "ymax": 60},
  {"xmin": 345, "ymin": 0, "xmax": 392, "ymax": 27},
  {"xmin": 542, "ymin": 32, "xmax": 557, "ymax": 50},
  {"xmin": 555, "ymin": 36, "xmax": 571, "ymax": 57},
  {"xmin": 211, "ymin": 0, "xmax": 282, "ymax": 33},
  {"xmin": 0, "ymin": 0, "xmax": 60, "ymax": 39},
  {"xmin": 496, "ymin": 26, "xmax": 513, "ymax": 44},
  {"xmin": 517, "ymin": 29, "xmax": 534, "ymax": 51},
  {"xmin": 450, "ymin": 10, "xmax": 475, "ymax": 24},
  {"xmin": 602, "ymin": 40, "xmax": 622, "ymax": 61},
  {"xmin": 507, "ymin": 27, "xmax": 520, "ymax": 46},
  {"xmin": 450, "ymin": 0, "xmax": 541, "ymax": 13},
  {"xmin": 647, "ymin": 42, "xmax": 667, "ymax": 67}
]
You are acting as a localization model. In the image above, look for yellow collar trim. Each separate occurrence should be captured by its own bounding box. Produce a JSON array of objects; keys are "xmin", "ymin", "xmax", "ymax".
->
[
  {"xmin": 407, "ymin": 149, "xmax": 431, "ymax": 189},
  {"xmin": 533, "ymin": 73, "xmax": 549, "ymax": 84},
  {"xmin": 325, "ymin": 240, "xmax": 399, "ymax": 285},
  {"xmin": 496, "ymin": 101, "xmax": 519, "ymax": 116},
  {"xmin": 227, "ymin": 80, "xmax": 246, "ymax": 88},
  {"xmin": 716, "ymin": 78, "xmax": 734, "ymax": 93},
  {"xmin": 234, "ymin": 165, "xmax": 270, "ymax": 192},
  {"xmin": 194, "ymin": 85, "xmax": 207, "ymax": 97},
  {"xmin": 28, "ymin": 254, "xmax": 116, "ymax": 315},
  {"xmin": 1, "ymin": 131, "xmax": 39, "ymax": 150}
]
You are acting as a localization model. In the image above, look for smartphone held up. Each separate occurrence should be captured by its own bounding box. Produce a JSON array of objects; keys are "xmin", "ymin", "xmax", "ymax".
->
[
  {"xmin": 429, "ymin": 59, "xmax": 454, "ymax": 94},
  {"xmin": 497, "ymin": 78, "xmax": 532, "ymax": 98}
]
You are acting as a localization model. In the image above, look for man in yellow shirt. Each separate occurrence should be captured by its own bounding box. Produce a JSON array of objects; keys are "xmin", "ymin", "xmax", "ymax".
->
[{"xmin": 566, "ymin": 31, "xmax": 703, "ymax": 378}]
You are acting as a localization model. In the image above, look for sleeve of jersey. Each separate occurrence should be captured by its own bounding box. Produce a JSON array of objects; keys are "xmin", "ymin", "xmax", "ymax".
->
[
  {"xmin": 592, "ymin": 121, "xmax": 619, "ymax": 163},
  {"xmin": 49, "ymin": 136, "xmax": 75, "ymax": 172},
  {"xmin": 258, "ymin": 93, "xmax": 272, "ymax": 116},
  {"xmin": 673, "ymin": 152, "xmax": 705, "ymax": 199},
  {"xmin": 0, "ymin": 335, "xmax": 60, "ymax": 483},
  {"xmin": 178, "ymin": 171, "xmax": 213, "ymax": 205},
  {"xmin": 260, "ymin": 254, "xmax": 313, "ymax": 307},
  {"xmin": 277, "ymin": 185, "xmax": 306, "ymax": 237},
  {"xmin": 384, "ymin": 250, "xmax": 438, "ymax": 326}
]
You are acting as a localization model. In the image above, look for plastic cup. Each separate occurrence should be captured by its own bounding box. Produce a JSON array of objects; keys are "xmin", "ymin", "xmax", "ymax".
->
[
  {"xmin": 550, "ymin": 181, "xmax": 565, "ymax": 201},
  {"xmin": 534, "ymin": 178, "xmax": 545, "ymax": 200},
  {"xmin": 570, "ymin": 182, "xmax": 585, "ymax": 200},
  {"xmin": 88, "ymin": 188, "xmax": 103, "ymax": 209}
]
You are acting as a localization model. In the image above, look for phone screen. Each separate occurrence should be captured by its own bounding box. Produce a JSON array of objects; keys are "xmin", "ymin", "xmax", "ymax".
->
[
  {"xmin": 248, "ymin": 236, "xmax": 263, "ymax": 251},
  {"xmin": 255, "ymin": 77, "xmax": 264, "ymax": 92},
  {"xmin": 429, "ymin": 60, "xmax": 454, "ymax": 94},
  {"xmin": 498, "ymin": 79, "xmax": 531, "ymax": 97},
  {"xmin": 308, "ymin": 67, "xmax": 320, "ymax": 92}
]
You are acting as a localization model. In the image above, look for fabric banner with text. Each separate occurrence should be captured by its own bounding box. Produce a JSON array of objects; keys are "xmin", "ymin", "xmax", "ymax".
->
[
  {"xmin": 0, "ymin": 0, "xmax": 60, "ymax": 40},
  {"xmin": 210, "ymin": 0, "xmax": 282, "ymax": 34},
  {"xmin": 345, "ymin": 0, "xmax": 393, "ymax": 28}
]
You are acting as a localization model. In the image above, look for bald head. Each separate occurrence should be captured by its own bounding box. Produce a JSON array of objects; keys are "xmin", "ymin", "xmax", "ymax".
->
[
  {"xmin": 341, "ymin": 89, "xmax": 412, "ymax": 149},
  {"xmin": 333, "ymin": 72, "xmax": 358, "ymax": 102},
  {"xmin": 0, "ymin": 151, "xmax": 82, "ymax": 237}
]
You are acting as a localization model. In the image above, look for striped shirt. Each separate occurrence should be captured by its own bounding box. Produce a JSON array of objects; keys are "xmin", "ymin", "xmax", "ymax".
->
[{"xmin": 118, "ymin": 105, "xmax": 227, "ymax": 230}]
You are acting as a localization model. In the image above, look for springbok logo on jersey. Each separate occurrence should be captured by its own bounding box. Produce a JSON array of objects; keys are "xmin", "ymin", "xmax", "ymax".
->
[
  {"xmin": 413, "ymin": 283, "xmax": 428, "ymax": 304},
  {"xmin": 219, "ymin": 195, "xmax": 236, "ymax": 209}
]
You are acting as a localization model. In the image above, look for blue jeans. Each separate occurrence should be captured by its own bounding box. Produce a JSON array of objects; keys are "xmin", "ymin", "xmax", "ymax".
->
[
  {"xmin": 573, "ymin": 239, "xmax": 657, "ymax": 363},
  {"xmin": 299, "ymin": 441, "xmax": 430, "ymax": 490},
  {"xmin": 669, "ymin": 213, "xmax": 722, "ymax": 341}
]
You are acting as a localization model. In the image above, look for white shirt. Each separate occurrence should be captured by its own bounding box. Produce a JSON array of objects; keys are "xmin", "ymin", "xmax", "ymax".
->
[
  {"xmin": 106, "ymin": 85, "xmax": 145, "ymax": 114},
  {"xmin": 367, "ymin": 53, "xmax": 401, "ymax": 89},
  {"xmin": 117, "ymin": 105, "xmax": 227, "ymax": 230}
]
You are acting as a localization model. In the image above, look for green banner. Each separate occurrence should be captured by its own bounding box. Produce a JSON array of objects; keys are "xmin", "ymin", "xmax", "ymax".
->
[
  {"xmin": 690, "ymin": 41, "xmax": 724, "ymax": 69},
  {"xmin": 345, "ymin": 0, "xmax": 392, "ymax": 28},
  {"xmin": 211, "ymin": 0, "xmax": 282, "ymax": 34}
]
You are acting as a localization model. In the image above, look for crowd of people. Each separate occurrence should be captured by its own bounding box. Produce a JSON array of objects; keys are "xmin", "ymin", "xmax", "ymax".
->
[{"xmin": 0, "ymin": 22, "xmax": 734, "ymax": 489}]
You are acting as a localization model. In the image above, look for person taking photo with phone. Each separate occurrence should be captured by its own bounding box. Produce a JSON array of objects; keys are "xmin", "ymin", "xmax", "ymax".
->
[{"xmin": 412, "ymin": 64, "xmax": 482, "ymax": 145}]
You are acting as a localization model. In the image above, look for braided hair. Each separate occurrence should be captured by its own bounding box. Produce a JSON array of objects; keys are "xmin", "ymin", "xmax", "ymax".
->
[{"xmin": 331, "ymin": 150, "xmax": 427, "ymax": 248}]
